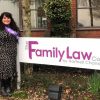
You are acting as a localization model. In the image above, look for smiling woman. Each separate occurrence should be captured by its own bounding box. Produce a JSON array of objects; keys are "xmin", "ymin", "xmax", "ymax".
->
[
  {"xmin": 0, "ymin": 12, "xmax": 20, "ymax": 97},
  {"xmin": 2, "ymin": 15, "xmax": 11, "ymax": 25},
  {"xmin": 0, "ymin": 0, "xmax": 47, "ymax": 30},
  {"xmin": 0, "ymin": 0, "xmax": 19, "ymax": 27}
]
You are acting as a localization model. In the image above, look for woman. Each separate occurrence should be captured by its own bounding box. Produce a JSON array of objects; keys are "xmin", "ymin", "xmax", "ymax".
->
[{"xmin": 0, "ymin": 12, "xmax": 20, "ymax": 96}]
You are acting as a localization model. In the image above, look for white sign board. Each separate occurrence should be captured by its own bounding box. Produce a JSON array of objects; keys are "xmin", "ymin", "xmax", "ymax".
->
[{"xmin": 18, "ymin": 37, "xmax": 100, "ymax": 70}]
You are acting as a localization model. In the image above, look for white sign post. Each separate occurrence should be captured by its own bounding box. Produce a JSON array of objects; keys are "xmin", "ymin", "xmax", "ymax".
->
[
  {"xmin": 17, "ymin": 44, "xmax": 21, "ymax": 89},
  {"xmin": 17, "ymin": 37, "xmax": 100, "ymax": 89}
]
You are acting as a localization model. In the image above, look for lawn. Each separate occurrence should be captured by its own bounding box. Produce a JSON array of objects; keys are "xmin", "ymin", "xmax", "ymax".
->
[{"xmin": 1, "ymin": 66, "xmax": 100, "ymax": 100}]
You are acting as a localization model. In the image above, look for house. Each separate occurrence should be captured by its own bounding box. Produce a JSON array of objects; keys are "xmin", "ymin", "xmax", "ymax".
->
[{"xmin": 0, "ymin": 0, "xmax": 100, "ymax": 38}]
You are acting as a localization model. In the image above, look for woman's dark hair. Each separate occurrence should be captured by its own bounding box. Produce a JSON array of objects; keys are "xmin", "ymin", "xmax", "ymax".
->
[{"xmin": 0, "ymin": 12, "xmax": 20, "ymax": 32}]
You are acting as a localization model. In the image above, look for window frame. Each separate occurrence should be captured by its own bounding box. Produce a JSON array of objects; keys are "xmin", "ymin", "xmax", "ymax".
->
[
  {"xmin": 77, "ymin": 0, "xmax": 100, "ymax": 30},
  {"xmin": 19, "ymin": 0, "xmax": 48, "ymax": 31},
  {"xmin": 19, "ymin": 0, "xmax": 47, "ymax": 31}
]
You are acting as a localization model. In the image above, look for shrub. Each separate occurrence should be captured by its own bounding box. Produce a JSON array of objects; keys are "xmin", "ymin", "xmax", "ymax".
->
[
  {"xmin": 88, "ymin": 72, "xmax": 100, "ymax": 94},
  {"xmin": 43, "ymin": 0, "xmax": 71, "ymax": 37}
]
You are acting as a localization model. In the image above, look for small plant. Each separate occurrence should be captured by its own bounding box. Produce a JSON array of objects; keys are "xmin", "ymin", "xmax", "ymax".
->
[
  {"xmin": 21, "ymin": 73, "xmax": 53, "ymax": 89},
  {"xmin": 19, "ymin": 71, "xmax": 99, "ymax": 99},
  {"xmin": 12, "ymin": 91, "xmax": 28, "ymax": 99},
  {"xmin": 88, "ymin": 71, "xmax": 100, "ymax": 94}
]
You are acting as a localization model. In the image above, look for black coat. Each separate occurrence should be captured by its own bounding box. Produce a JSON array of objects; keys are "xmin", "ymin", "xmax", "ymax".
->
[{"xmin": 0, "ymin": 30, "xmax": 18, "ymax": 79}]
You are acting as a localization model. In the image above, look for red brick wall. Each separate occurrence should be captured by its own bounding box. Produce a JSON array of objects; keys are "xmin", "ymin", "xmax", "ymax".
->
[
  {"xmin": 71, "ymin": 0, "xmax": 77, "ymax": 37},
  {"xmin": 76, "ymin": 30, "xmax": 100, "ymax": 38},
  {"xmin": 31, "ymin": 30, "xmax": 50, "ymax": 37},
  {"xmin": 71, "ymin": 0, "xmax": 77, "ymax": 22},
  {"xmin": 71, "ymin": 0, "xmax": 100, "ymax": 38},
  {"xmin": 21, "ymin": 29, "xmax": 50, "ymax": 37}
]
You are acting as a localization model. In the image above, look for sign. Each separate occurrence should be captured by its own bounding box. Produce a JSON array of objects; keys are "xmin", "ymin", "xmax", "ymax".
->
[{"xmin": 18, "ymin": 37, "xmax": 100, "ymax": 70}]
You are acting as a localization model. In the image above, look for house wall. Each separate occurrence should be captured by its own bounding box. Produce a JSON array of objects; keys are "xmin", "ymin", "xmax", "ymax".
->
[
  {"xmin": 71, "ymin": 0, "xmax": 100, "ymax": 38},
  {"xmin": 21, "ymin": 29, "xmax": 50, "ymax": 37},
  {"xmin": 30, "ymin": 19, "xmax": 51, "ymax": 37},
  {"xmin": 76, "ymin": 30, "xmax": 100, "ymax": 38},
  {"xmin": 31, "ymin": 29, "xmax": 50, "ymax": 37},
  {"xmin": 28, "ymin": 0, "xmax": 100, "ymax": 38}
]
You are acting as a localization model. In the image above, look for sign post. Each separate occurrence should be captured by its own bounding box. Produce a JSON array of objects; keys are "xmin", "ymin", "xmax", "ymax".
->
[
  {"xmin": 17, "ymin": 44, "xmax": 21, "ymax": 89},
  {"xmin": 17, "ymin": 37, "xmax": 100, "ymax": 89}
]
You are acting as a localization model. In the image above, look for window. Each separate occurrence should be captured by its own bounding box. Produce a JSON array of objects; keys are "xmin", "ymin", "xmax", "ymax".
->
[
  {"xmin": 77, "ymin": 0, "xmax": 100, "ymax": 28},
  {"xmin": 0, "ymin": 0, "xmax": 47, "ymax": 29},
  {"xmin": 30, "ymin": 0, "xmax": 47, "ymax": 29}
]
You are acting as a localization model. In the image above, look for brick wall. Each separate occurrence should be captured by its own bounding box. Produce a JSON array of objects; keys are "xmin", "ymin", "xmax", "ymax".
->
[
  {"xmin": 71, "ymin": 0, "xmax": 77, "ymax": 37},
  {"xmin": 21, "ymin": 29, "xmax": 50, "ymax": 37},
  {"xmin": 76, "ymin": 30, "xmax": 100, "ymax": 38}
]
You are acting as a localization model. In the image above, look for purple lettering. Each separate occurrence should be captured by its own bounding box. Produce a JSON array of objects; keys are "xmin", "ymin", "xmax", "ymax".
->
[
  {"xmin": 36, "ymin": 49, "xmax": 42, "ymax": 56},
  {"xmin": 73, "ymin": 51, "xmax": 80, "ymax": 59},
  {"xmin": 58, "ymin": 50, "xmax": 65, "ymax": 62},
  {"xmin": 42, "ymin": 50, "xmax": 52, "ymax": 57},
  {"xmin": 81, "ymin": 52, "xmax": 92, "ymax": 60},
  {"xmin": 66, "ymin": 47, "xmax": 72, "ymax": 59},
  {"xmin": 29, "ymin": 41, "xmax": 38, "ymax": 59}
]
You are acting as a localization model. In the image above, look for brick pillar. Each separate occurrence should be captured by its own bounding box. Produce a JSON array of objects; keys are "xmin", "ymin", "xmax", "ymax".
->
[{"xmin": 71, "ymin": 0, "xmax": 77, "ymax": 37}]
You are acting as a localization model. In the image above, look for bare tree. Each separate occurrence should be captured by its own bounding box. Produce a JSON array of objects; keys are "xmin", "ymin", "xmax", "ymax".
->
[
  {"xmin": 21, "ymin": 0, "xmax": 31, "ymax": 36},
  {"xmin": 21, "ymin": 0, "xmax": 33, "ymax": 75}
]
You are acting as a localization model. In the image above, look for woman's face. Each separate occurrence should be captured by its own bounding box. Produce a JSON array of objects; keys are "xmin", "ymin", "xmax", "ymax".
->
[{"xmin": 2, "ymin": 15, "xmax": 11, "ymax": 25}]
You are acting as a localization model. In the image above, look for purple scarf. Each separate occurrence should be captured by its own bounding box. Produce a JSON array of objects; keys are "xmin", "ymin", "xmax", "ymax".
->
[{"xmin": 5, "ymin": 26, "xmax": 18, "ymax": 39}]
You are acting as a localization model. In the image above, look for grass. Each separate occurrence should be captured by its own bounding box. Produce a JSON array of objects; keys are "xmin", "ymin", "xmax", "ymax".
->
[
  {"xmin": 88, "ymin": 71, "xmax": 100, "ymax": 97},
  {"xmin": 19, "ymin": 70, "xmax": 99, "ymax": 100},
  {"xmin": 1, "ymin": 66, "xmax": 100, "ymax": 100},
  {"xmin": 12, "ymin": 91, "xmax": 28, "ymax": 99}
]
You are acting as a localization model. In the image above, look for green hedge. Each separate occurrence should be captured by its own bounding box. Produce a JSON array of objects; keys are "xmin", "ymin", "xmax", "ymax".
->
[{"xmin": 43, "ymin": 0, "xmax": 71, "ymax": 37}]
